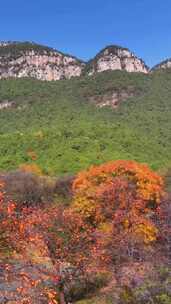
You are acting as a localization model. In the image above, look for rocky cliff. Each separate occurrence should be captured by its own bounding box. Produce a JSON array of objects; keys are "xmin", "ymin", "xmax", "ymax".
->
[
  {"xmin": 0, "ymin": 42, "xmax": 85, "ymax": 81},
  {"xmin": 88, "ymin": 87, "xmax": 140, "ymax": 108},
  {"xmin": 151, "ymin": 58, "xmax": 171, "ymax": 71},
  {"xmin": 84, "ymin": 45, "xmax": 149, "ymax": 75},
  {"xmin": 0, "ymin": 42, "xmax": 149, "ymax": 81}
]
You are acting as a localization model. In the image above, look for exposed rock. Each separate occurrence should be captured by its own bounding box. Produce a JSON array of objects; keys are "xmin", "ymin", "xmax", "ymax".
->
[
  {"xmin": 0, "ymin": 42, "xmax": 85, "ymax": 81},
  {"xmin": 0, "ymin": 42, "xmax": 149, "ymax": 81},
  {"xmin": 88, "ymin": 87, "xmax": 140, "ymax": 108},
  {"xmin": 152, "ymin": 58, "xmax": 171, "ymax": 71},
  {"xmin": 85, "ymin": 45, "xmax": 149, "ymax": 75},
  {"xmin": 0, "ymin": 41, "xmax": 12, "ymax": 47},
  {"xmin": 0, "ymin": 100, "xmax": 15, "ymax": 110}
]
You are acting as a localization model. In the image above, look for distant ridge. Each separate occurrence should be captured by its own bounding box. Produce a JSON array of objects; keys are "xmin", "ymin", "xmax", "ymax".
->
[
  {"xmin": 1, "ymin": 40, "xmax": 171, "ymax": 80},
  {"xmin": 0, "ymin": 41, "xmax": 149, "ymax": 81},
  {"xmin": 151, "ymin": 57, "xmax": 171, "ymax": 71}
]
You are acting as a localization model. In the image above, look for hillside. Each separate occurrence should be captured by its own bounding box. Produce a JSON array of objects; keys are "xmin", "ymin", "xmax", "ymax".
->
[{"xmin": 0, "ymin": 69, "xmax": 171, "ymax": 175}]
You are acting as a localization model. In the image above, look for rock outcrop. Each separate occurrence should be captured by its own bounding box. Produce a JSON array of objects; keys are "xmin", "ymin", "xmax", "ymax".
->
[
  {"xmin": 88, "ymin": 87, "xmax": 140, "ymax": 108},
  {"xmin": 84, "ymin": 45, "xmax": 149, "ymax": 75},
  {"xmin": 0, "ymin": 42, "xmax": 85, "ymax": 81},
  {"xmin": 0, "ymin": 42, "xmax": 149, "ymax": 81},
  {"xmin": 151, "ymin": 58, "xmax": 171, "ymax": 71},
  {"xmin": 0, "ymin": 100, "xmax": 15, "ymax": 110}
]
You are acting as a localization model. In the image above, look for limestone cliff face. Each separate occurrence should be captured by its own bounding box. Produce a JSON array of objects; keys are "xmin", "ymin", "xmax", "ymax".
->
[
  {"xmin": 0, "ymin": 42, "xmax": 149, "ymax": 81},
  {"xmin": 88, "ymin": 88, "xmax": 139, "ymax": 108},
  {"xmin": 151, "ymin": 58, "xmax": 171, "ymax": 71},
  {"xmin": 85, "ymin": 45, "xmax": 149, "ymax": 75},
  {"xmin": 0, "ymin": 42, "xmax": 85, "ymax": 81}
]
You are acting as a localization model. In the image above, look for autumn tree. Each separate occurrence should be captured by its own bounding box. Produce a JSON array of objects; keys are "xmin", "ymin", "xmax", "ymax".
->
[
  {"xmin": 72, "ymin": 160, "xmax": 164, "ymax": 223},
  {"xmin": 72, "ymin": 160, "xmax": 165, "ymax": 265}
]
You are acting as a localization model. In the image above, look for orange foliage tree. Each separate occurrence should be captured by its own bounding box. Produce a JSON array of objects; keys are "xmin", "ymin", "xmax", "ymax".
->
[{"xmin": 72, "ymin": 160, "xmax": 164, "ymax": 247}]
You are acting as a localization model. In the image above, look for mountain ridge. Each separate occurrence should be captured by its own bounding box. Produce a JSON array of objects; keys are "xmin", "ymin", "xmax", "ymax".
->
[
  {"xmin": 151, "ymin": 57, "xmax": 171, "ymax": 71},
  {"xmin": 1, "ymin": 41, "xmax": 171, "ymax": 81},
  {"xmin": 0, "ymin": 41, "xmax": 149, "ymax": 81}
]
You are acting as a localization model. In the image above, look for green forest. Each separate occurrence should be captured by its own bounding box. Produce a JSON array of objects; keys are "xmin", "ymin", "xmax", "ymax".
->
[{"xmin": 0, "ymin": 69, "xmax": 171, "ymax": 176}]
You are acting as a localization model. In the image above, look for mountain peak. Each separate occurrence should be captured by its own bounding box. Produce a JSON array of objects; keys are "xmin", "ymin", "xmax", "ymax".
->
[
  {"xmin": 151, "ymin": 57, "xmax": 171, "ymax": 71},
  {"xmin": 84, "ymin": 45, "xmax": 149, "ymax": 75}
]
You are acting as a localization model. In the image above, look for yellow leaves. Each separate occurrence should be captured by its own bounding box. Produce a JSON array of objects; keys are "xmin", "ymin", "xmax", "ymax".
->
[
  {"xmin": 19, "ymin": 163, "xmax": 43, "ymax": 176},
  {"xmin": 98, "ymin": 222, "xmax": 113, "ymax": 234},
  {"xmin": 123, "ymin": 219, "xmax": 130, "ymax": 229},
  {"xmin": 72, "ymin": 160, "xmax": 164, "ymax": 225},
  {"xmin": 133, "ymin": 222, "xmax": 158, "ymax": 244},
  {"xmin": 46, "ymin": 290, "xmax": 58, "ymax": 304},
  {"xmin": 73, "ymin": 195, "xmax": 97, "ymax": 220},
  {"xmin": 71, "ymin": 160, "xmax": 164, "ymax": 250},
  {"xmin": 73, "ymin": 160, "xmax": 164, "ymax": 205}
]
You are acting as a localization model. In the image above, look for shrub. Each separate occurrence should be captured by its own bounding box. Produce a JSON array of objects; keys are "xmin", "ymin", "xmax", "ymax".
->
[
  {"xmin": 72, "ymin": 160, "xmax": 164, "ymax": 225},
  {"xmin": 3, "ymin": 170, "xmax": 45, "ymax": 208},
  {"xmin": 19, "ymin": 163, "xmax": 43, "ymax": 175},
  {"xmin": 65, "ymin": 271, "xmax": 111, "ymax": 302},
  {"xmin": 54, "ymin": 175, "xmax": 74, "ymax": 203}
]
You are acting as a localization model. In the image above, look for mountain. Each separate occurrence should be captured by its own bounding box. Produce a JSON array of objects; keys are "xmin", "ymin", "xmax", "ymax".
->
[
  {"xmin": 0, "ymin": 41, "xmax": 170, "ymax": 175},
  {"xmin": 0, "ymin": 42, "xmax": 148, "ymax": 81},
  {"xmin": 0, "ymin": 41, "xmax": 85, "ymax": 81},
  {"xmin": 84, "ymin": 45, "xmax": 149, "ymax": 75},
  {"xmin": 152, "ymin": 57, "xmax": 171, "ymax": 71}
]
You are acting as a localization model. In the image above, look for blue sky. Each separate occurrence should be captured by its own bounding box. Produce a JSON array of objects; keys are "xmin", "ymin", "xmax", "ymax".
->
[{"xmin": 1, "ymin": 0, "xmax": 171, "ymax": 67}]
